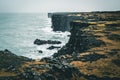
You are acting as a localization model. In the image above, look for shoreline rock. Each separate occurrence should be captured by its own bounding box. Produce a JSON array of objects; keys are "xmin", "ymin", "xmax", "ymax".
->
[{"xmin": 34, "ymin": 39, "xmax": 61, "ymax": 45}]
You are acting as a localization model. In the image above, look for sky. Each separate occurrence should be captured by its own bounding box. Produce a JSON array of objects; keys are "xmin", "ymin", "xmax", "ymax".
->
[{"xmin": 0, "ymin": 0, "xmax": 120, "ymax": 13}]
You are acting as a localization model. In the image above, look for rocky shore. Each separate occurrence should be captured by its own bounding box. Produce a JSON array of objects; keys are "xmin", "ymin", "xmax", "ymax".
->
[{"xmin": 0, "ymin": 11, "xmax": 120, "ymax": 80}]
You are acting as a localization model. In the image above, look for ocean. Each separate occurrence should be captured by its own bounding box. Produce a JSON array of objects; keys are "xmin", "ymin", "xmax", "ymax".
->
[{"xmin": 0, "ymin": 13, "xmax": 70, "ymax": 59}]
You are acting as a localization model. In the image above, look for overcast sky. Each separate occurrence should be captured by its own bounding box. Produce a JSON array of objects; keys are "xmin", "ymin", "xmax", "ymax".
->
[{"xmin": 0, "ymin": 0, "xmax": 120, "ymax": 13}]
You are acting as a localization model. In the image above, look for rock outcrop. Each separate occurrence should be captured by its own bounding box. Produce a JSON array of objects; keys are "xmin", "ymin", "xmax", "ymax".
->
[
  {"xmin": 53, "ymin": 21, "xmax": 105, "ymax": 57},
  {"xmin": 34, "ymin": 39, "xmax": 61, "ymax": 45},
  {"xmin": 0, "ymin": 49, "xmax": 32, "ymax": 71},
  {"xmin": 50, "ymin": 13, "xmax": 84, "ymax": 31},
  {"xmin": 49, "ymin": 11, "xmax": 120, "ymax": 31}
]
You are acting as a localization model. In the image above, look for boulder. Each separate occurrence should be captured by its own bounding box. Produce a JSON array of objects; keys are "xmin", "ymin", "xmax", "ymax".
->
[{"xmin": 0, "ymin": 49, "xmax": 32, "ymax": 71}]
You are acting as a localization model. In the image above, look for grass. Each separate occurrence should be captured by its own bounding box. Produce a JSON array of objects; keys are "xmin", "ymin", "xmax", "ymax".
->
[
  {"xmin": 19, "ymin": 60, "xmax": 49, "ymax": 74},
  {"xmin": 0, "ymin": 71, "xmax": 16, "ymax": 77}
]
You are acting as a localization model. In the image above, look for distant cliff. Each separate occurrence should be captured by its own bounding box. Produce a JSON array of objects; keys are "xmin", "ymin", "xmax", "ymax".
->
[
  {"xmin": 49, "ymin": 13, "xmax": 84, "ymax": 31},
  {"xmin": 48, "ymin": 11, "xmax": 120, "ymax": 32}
]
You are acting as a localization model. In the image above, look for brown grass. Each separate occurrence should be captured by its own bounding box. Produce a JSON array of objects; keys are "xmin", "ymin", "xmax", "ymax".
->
[
  {"xmin": 19, "ymin": 60, "xmax": 47, "ymax": 73},
  {"xmin": 70, "ymin": 57, "xmax": 120, "ymax": 78},
  {"xmin": 0, "ymin": 70, "xmax": 17, "ymax": 77}
]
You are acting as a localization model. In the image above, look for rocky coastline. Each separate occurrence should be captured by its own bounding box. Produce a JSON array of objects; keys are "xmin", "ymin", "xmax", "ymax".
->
[{"xmin": 0, "ymin": 11, "xmax": 120, "ymax": 80}]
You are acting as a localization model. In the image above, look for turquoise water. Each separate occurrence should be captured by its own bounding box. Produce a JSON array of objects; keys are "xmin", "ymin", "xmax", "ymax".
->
[{"xmin": 0, "ymin": 13, "xmax": 70, "ymax": 59}]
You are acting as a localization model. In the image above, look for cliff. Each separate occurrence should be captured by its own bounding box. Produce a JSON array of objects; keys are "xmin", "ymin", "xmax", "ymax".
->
[
  {"xmin": 0, "ymin": 11, "xmax": 120, "ymax": 80},
  {"xmin": 53, "ymin": 21, "xmax": 106, "ymax": 57},
  {"xmin": 49, "ymin": 11, "xmax": 120, "ymax": 31},
  {"xmin": 52, "ymin": 12, "xmax": 120, "ymax": 79},
  {"xmin": 50, "ymin": 13, "xmax": 84, "ymax": 31}
]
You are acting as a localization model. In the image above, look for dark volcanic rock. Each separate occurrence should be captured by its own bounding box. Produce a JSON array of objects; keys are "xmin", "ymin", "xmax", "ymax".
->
[
  {"xmin": 112, "ymin": 59, "xmax": 120, "ymax": 67},
  {"xmin": 34, "ymin": 39, "xmax": 61, "ymax": 45},
  {"xmin": 108, "ymin": 49, "xmax": 119, "ymax": 56},
  {"xmin": 0, "ymin": 76, "xmax": 20, "ymax": 80},
  {"xmin": 83, "ymin": 75, "xmax": 120, "ymax": 80},
  {"xmin": 107, "ymin": 34, "xmax": 120, "ymax": 41},
  {"xmin": 51, "ymin": 14, "xmax": 68, "ymax": 31},
  {"xmin": 40, "ymin": 57, "xmax": 61, "ymax": 64},
  {"xmin": 47, "ymin": 46, "xmax": 61, "ymax": 50},
  {"xmin": 75, "ymin": 53, "xmax": 107, "ymax": 62},
  {"xmin": 40, "ymin": 73, "xmax": 56, "ymax": 80},
  {"xmin": 106, "ymin": 26, "xmax": 120, "ymax": 31},
  {"xmin": 19, "ymin": 57, "xmax": 81, "ymax": 80},
  {"xmin": 18, "ymin": 69, "xmax": 41, "ymax": 80},
  {"xmin": 0, "ymin": 49, "xmax": 32, "ymax": 71},
  {"xmin": 51, "ymin": 14, "xmax": 84, "ymax": 31},
  {"xmin": 53, "ymin": 22, "xmax": 105, "ymax": 57}
]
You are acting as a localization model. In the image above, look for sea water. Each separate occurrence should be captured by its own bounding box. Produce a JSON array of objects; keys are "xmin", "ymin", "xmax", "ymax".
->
[{"xmin": 0, "ymin": 13, "xmax": 70, "ymax": 59}]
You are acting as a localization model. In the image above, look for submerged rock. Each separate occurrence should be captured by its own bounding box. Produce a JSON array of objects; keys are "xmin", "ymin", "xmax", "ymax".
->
[
  {"xmin": 34, "ymin": 39, "xmax": 61, "ymax": 45},
  {"xmin": 38, "ymin": 50, "xmax": 43, "ymax": 53}
]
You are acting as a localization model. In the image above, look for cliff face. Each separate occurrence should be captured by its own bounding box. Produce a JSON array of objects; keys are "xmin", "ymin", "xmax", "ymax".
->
[
  {"xmin": 50, "ymin": 11, "xmax": 120, "ymax": 32},
  {"xmin": 51, "ymin": 14, "xmax": 68, "ymax": 31},
  {"xmin": 51, "ymin": 14, "xmax": 84, "ymax": 31}
]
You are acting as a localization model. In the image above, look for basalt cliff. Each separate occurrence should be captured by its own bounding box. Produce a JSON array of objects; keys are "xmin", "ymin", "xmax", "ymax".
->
[{"xmin": 0, "ymin": 11, "xmax": 120, "ymax": 80}]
